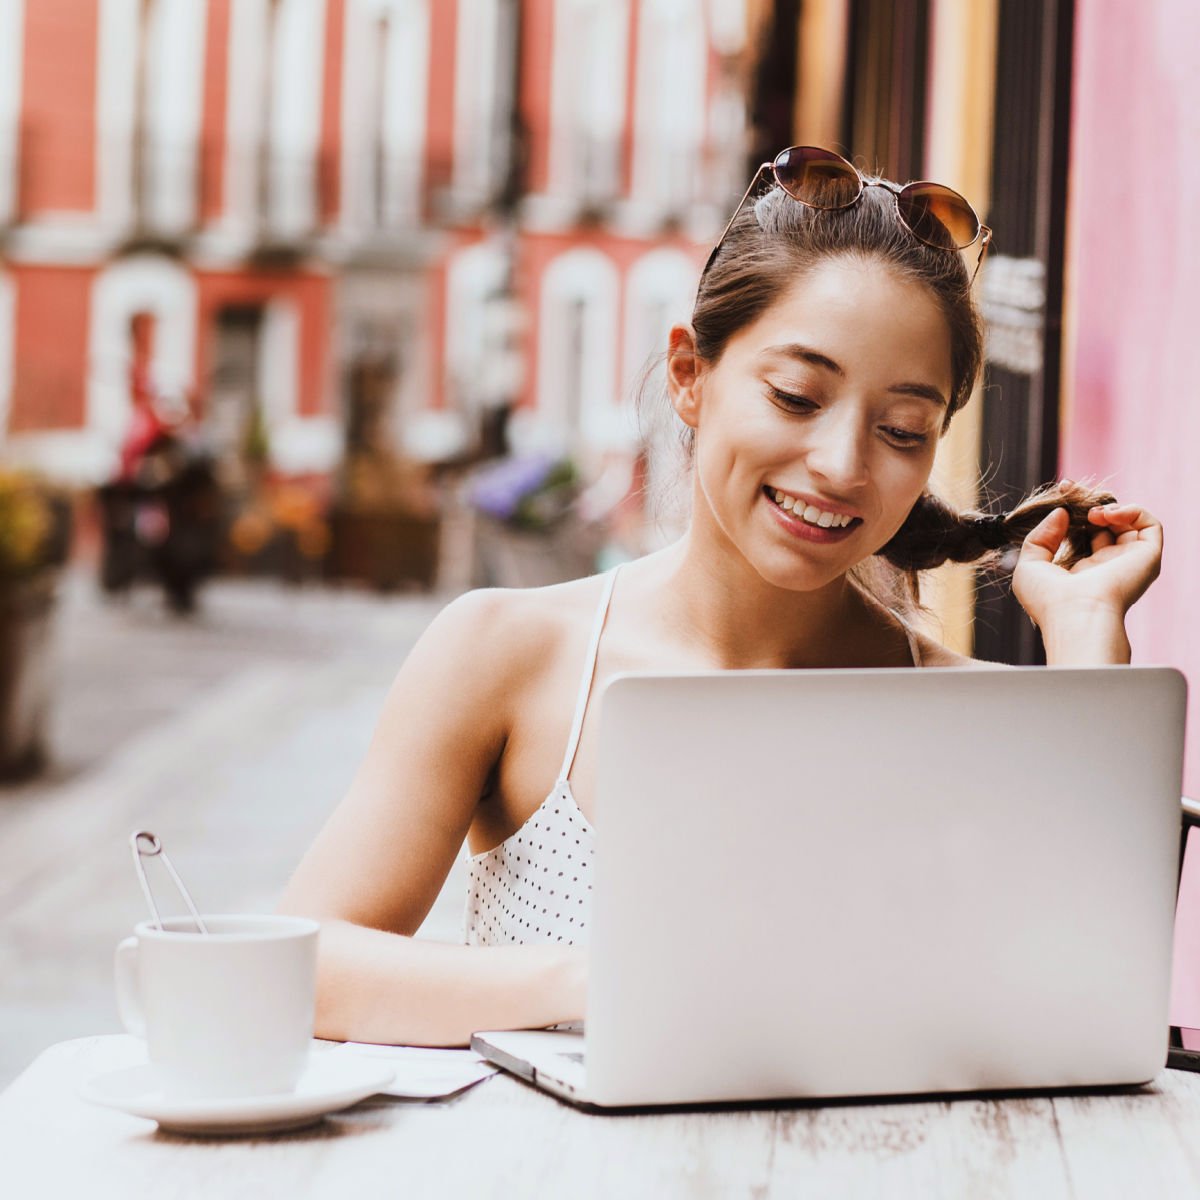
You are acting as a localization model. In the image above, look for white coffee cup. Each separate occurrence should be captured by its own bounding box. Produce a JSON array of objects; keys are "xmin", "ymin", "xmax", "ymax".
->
[{"xmin": 114, "ymin": 914, "xmax": 319, "ymax": 1100}]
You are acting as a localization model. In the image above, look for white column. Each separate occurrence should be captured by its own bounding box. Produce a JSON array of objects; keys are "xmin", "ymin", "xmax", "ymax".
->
[{"xmin": 0, "ymin": 0, "xmax": 24, "ymax": 226}]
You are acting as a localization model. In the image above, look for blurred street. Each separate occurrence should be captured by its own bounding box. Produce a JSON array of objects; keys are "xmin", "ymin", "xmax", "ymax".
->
[{"xmin": 0, "ymin": 573, "xmax": 464, "ymax": 1090}]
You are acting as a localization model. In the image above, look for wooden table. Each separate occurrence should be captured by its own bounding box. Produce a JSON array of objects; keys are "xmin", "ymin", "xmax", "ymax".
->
[{"xmin": 5, "ymin": 1035, "xmax": 1200, "ymax": 1198}]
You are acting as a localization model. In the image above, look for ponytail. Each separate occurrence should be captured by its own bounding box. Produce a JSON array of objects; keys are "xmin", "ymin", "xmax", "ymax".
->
[{"xmin": 873, "ymin": 478, "xmax": 1118, "ymax": 609}]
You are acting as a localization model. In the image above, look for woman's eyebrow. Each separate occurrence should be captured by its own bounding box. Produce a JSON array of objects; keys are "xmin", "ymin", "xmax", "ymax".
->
[
  {"xmin": 763, "ymin": 343, "xmax": 947, "ymax": 408},
  {"xmin": 764, "ymin": 343, "xmax": 845, "ymax": 376},
  {"xmin": 888, "ymin": 382, "xmax": 947, "ymax": 408}
]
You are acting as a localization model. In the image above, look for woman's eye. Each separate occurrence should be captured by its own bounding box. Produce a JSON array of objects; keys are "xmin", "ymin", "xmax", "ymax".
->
[
  {"xmin": 767, "ymin": 386, "xmax": 815, "ymax": 411},
  {"xmin": 883, "ymin": 427, "xmax": 929, "ymax": 448}
]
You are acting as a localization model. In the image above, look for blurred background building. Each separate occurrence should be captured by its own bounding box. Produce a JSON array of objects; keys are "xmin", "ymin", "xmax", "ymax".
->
[{"xmin": 0, "ymin": 0, "xmax": 1196, "ymax": 789}]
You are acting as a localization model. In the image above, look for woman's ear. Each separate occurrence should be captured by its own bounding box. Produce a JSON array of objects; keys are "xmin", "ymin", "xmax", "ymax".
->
[{"xmin": 666, "ymin": 324, "xmax": 702, "ymax": 430}]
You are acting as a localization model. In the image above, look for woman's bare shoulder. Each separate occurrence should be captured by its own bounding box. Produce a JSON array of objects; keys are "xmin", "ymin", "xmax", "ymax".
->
[{"xmin": 417, "ymin": 576, "xmax": 606, "ymax": 685}]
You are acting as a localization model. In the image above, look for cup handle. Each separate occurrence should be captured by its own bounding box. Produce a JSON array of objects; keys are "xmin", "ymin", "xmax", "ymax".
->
[{"xmin": 114, "ymin": 937, "xmax": 146, "ymax": 1038}]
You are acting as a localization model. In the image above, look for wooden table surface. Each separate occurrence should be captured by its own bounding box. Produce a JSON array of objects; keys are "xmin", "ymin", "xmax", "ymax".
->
[{"xmin": 4, "ymin": 1035, "xmax": 1200, "ymax": 1199}]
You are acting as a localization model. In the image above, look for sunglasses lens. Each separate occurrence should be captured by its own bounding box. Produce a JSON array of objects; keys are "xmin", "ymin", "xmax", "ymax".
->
[
  {"xmin": 772, "ymin": 146, "xmax": 862, "ymax": 210},
  {"xmin": 896, "ymin": 183, "xmax": 981, "ymax": 250}
]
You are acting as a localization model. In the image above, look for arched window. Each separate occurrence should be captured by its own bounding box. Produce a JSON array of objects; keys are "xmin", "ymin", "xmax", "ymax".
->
[
  {"xmin": 622, "ymin": 248, "xmax": 698, "ymax": 399},
  {"xmin": 632, "ymin": 0, "xmax": 708, "ymax": 214},
  {"xmin": 549, "ymin": 0, "xmax": 630, "ymax": 205},
  {"xmin": 536, "ymin": 247, "xmax": 620, "ymax": 452},
  {"xmin": 445, "ymin": 238, "xmax": 512, "ymax": 411},
  {"xmin": 87, "ymin": 256, "xmax": 197, "ymax": 448},
  {"xmin": 342, "ymin": 0, "xmax": 430, "ymax": 232}
]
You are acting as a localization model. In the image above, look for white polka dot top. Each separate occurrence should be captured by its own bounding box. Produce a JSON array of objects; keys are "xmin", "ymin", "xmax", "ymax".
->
[{"xmin": 463, "ymin": 567, "xmax": 618, "ymax": 950}]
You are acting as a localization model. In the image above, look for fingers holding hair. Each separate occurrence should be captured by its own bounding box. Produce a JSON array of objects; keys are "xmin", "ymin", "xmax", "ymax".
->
[{"xmin": 1086, "ymin": 503, "xmax": 1164, "ymax": 551}]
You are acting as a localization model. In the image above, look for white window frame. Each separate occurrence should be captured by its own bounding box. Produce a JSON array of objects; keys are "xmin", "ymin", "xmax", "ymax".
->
[
  {"xmin": 218, "ymin": 0, "xmax": 271, "ymax": 238},
  {"xmin": 631, "ymin": 0, "xmax": 708, "ymax": 214},
  {"xmin": 258, "ymin": 297, "xmax": 342, "ymax": 472},
  {"xmin": 97, "ymin": 0, "xmax": 207, "ymax": 235},
  {"xmin": 622, "ymin": 247, "xmax": 698, "ymax": 400},
  {"xmin": 445, "ymin": 238, "xmax": 511, "ymax": 411},
  {"xmin": 139, "ymin": 0, "xmax": 208, "ymax": 235},
  {"xmin": 548, "ymin": 0, "xmax": 629, "ymax": 204},
  {"xmin": 265, "ymin": 0, "xmax": 326, "ymax": 239},
  {"xmin": 536, "ymin": 247, "xmax": 620, "ymax": 452},
  {"xmin": 341, "ymin": 0, "xmax": 430, "ymax": 234}
]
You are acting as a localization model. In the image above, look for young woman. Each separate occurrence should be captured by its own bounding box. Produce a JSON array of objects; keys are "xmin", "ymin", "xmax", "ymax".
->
[{"xmin": 277, "ymin": 147, "xmax": 1163, "ymax": 1046}]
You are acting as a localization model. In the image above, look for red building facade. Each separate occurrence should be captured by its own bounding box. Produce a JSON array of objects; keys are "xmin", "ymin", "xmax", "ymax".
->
[{"xmin": 0, "ymin": 0, "xmax": 752, "ymax": 486}]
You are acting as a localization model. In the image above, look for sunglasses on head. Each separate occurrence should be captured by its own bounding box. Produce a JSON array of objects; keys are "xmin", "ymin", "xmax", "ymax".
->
[{"xmin": 701, "ymin": 145, "xmax": 993, "ymax": 286}]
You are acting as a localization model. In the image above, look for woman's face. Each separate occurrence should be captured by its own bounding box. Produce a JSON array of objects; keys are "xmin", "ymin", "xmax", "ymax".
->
[{"xmin": 675, "ymin": 256, "xmax": 954, "ymax": 591}]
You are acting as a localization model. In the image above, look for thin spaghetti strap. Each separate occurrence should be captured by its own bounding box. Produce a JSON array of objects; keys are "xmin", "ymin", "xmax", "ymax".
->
[
  {"xmin": 904, "ymin": 622, "xmax": 923, "ymax": 668},
  {"xmin": 557, "ymin": 566, "xmax": 621, "ymax": 783}
]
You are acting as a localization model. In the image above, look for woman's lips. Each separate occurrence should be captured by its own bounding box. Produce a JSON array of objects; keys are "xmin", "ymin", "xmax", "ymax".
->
[{"xmin": 762, "ymin": 486, "xmax": 862, "ymax": 544}]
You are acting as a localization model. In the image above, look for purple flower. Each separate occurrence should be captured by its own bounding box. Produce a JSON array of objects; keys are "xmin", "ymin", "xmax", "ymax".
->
[{"xmin": 469, "ymin": 454, "xmax": 559, "ymax": 521}]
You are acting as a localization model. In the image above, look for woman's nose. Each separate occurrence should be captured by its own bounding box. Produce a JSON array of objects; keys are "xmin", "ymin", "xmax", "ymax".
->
[{"xmin": 806, "ymin": 414, "xmax": 870, "ymax": 489}]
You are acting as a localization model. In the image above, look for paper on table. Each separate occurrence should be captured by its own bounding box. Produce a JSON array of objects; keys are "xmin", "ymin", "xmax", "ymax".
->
[{"xmin": 328, "ymin": 1042, "xmax": 498, "ymax": 1098}]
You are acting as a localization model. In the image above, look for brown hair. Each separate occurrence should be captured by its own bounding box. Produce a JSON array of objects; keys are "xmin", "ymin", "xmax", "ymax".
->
[{"xmin": 654, "ymin": 177, "xmax": 1114, "ymax": 615}]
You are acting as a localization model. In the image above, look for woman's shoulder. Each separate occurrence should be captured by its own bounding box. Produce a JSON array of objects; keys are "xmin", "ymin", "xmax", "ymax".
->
[{"xmin": 419, "ymin": 575, "xmax": 609, "ymax": 683}]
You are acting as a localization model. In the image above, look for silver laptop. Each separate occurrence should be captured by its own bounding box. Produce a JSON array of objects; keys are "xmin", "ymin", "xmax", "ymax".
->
[{"xmin": 473, "ymin": 666, "xmax": 1187, "ymax": 1109}]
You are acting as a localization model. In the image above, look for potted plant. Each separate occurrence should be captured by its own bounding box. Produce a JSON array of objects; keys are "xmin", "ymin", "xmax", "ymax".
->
[
  {"xmin": 468, "ymin": 453, "xmax": 603, "ymax": 588},
  {"xmin": 225, "ymin": 478, "xmax": 331, "ymax": 584},
  {"xmin": 327, "ymin": 452, "xmax": 442, "ymax": 592},
  {"xmin": 0, "ymin": 468, "xmax": 72, "ymax": 779}
]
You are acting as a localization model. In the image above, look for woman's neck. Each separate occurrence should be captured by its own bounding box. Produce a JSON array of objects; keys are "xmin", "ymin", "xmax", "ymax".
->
[{"xmin": 641, "ymin": 533, "xmax": 882, "ymax": 670}]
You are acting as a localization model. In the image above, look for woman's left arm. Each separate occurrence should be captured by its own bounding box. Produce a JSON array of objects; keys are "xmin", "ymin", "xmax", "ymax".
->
[{"xmin": 1011, "ymin": 503, "xmax": 1164, "ymax": 665}]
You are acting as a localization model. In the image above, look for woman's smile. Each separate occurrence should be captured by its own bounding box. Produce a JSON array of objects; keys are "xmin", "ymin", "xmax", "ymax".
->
[{"xmin": 762, "ymin": 485, "xmax": 863, "ymax": 544}]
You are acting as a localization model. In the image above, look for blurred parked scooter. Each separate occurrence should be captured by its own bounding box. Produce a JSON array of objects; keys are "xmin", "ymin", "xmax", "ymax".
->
[{"xmin": 97, "ymin": 363, "xmax": 222, "ymax": 614}]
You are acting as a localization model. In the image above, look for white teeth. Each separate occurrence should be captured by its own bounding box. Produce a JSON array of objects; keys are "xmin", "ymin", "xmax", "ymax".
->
[{"xmin": 769, "ymin": 489, "xmax": 855, "ymax": 529}]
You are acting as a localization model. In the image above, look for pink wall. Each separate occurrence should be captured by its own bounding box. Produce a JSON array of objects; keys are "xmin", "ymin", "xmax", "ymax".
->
[{"xmin": 1062, "ymin": 0, "xmax": 1200, "ymax": 796}]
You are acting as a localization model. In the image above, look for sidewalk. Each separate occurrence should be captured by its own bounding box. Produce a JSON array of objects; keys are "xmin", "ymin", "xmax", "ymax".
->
[{"xmin": 0, "ymin": 571, "xmax": 464, "ymax": 1090}]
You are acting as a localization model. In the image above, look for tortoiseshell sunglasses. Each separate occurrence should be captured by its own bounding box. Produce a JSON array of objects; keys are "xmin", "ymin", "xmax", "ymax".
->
[{"xmin": 702, "ymin": 145, "xmax": 993, "ymax": 286}]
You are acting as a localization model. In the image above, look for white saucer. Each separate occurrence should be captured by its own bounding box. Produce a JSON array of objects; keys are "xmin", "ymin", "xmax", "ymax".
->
[{"xmin": 78, "ymin": 1055, "xmax": 397, "ymax": 1136}]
